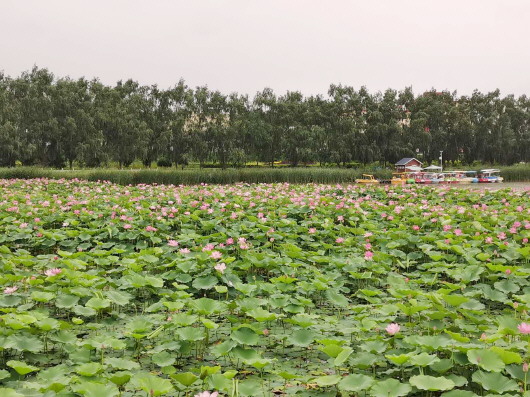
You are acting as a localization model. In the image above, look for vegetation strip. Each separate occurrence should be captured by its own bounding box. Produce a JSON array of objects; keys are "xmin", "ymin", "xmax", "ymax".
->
[{"xmin": 0, "ymin": 166, "xmax": 529, "ymax": 186}]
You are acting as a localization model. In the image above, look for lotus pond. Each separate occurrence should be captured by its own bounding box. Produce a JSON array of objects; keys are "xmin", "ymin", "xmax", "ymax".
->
[{"xmin": 0, "ymin": 179, "xmax": 529, "ymax": 397}]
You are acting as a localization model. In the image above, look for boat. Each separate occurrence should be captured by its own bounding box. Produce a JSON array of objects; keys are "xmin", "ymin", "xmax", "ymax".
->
[
  {"xmin": 391, "ymin": 173, "xmax": 408, "ymax": 185},
  {"xmin": 416, "ymin": 172, "xmax": 444, "ymax": 184},
  {"xmin": 355, "ymin": 174, "xmax": 380, "ymax": 184},
  {"xmin": 442, "ymin": 171, "xmax": 469, "ymax": 184},
  {"xmin": 463, "ymin": 171, "xmax": 479, "ymax": 183},
  {"xmin": 478, "ymin": 169, "xmax": 503, "ymax": 183}
]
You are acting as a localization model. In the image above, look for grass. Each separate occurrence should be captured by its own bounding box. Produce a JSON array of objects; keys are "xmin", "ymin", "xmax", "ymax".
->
[{"xmin": 0, "ymin": 165, "xmax": 528, "ymax": 185}]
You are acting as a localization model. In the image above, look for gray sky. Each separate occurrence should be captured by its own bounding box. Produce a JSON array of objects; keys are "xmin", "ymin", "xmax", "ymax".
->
[{"xmin": 1, "ymin": 0, "xmax": 529, "ymax": 97}]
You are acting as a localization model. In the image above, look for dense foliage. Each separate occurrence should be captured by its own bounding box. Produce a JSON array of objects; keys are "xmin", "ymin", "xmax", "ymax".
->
[
  {"xmin": 0, "ymin": 179, "xmax": 529, "ymax": 396},
  {"xmin": 1, "ymin": 67, "xmax": 529, "ymax": 169}
]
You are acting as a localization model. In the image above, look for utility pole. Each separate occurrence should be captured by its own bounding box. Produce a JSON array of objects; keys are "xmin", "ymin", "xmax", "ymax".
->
[{"xmin": 439, "ymin": 151, "xmax": 443, "ymax": 172}]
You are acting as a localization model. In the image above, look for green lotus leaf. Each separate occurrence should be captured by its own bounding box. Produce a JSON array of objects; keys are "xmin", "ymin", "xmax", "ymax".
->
[
  {"xmin": 313, "ymin": 375, "xmax": 341, "ymax": 387},
  {"xmin": 409, "ymin": 352, "xmax": 441, "ymax": 367},
  {"xmin": 5, "ymin": 334, "xmax": 43, "ymax": 353},
  {"xmin": 471, "ymin": 370, "xmax": 519, "ymax": 393},
  {"xmin": 339, "ymin": 373, "xmax": 374, "ymax": 391},
  {"xmin": 108, "ymin": 371, "xmax": 132, "ymax": 387},
  {"xmin": 73, "ymin": 305, "xmax": 97, "ymax": 317},
  {"xmin": 430, "ymin": 358, "xmax": 454, "ymax": 374},
  {"xmin": 72, "ymin": 382, "xmax": 119, "ymax": 397},
  {"xmin": 325, "ymin": 289, "xmax": 349, "ymax": 307},
  {"xmin": 441, "ymin": 391, "xmax": 479, "ymax": 397},
  {"xmin": 206, "ymin": 373, "xmax": 231, "ymax": 391},
  {"xmin": 104, "ymin": 290, "xmax": 132, "ymax": 306},
  {"xmin": 288, "ymin": 329, "xmax": 315, "ymax": 347},
  {"xmin": 245, "ymin": 358, "xmax": 273, "ymax": 370},
  {"xmin": 0, "ymin": 370, "xmax": 10, "ymax": 380},
  {"xmin": 238, "ymin": 378, "xmax": 262, "ymax": 397},
  {"xmin": 386, "ymin": 354, "xmax": 411, "ymax": 365},
  {"xmin": 105, "ymin": 357, "xmax": 140, "ymax": 370},
  {"xmin": 134, "ymin": 374, "xmax": 174, "ymax": 396},
  {"xmin": 55, "ymin": 294, "xmax": 80, "ymax": 308},
  {"xmin": 277, "ymin": 371, "xmax": 298, "ymax": 380},
  {"xmin": 176, "ymin": 326, "xmax": 205, "ymax": 341},
  {"xmin": 467, "ymin": 349, "xmax": 505, "ymax": 372},
  {"xmin": 369, "ymin": 379, "xmax": 411, "ymax": 397},
  {"xmin": 152, "ymin": 351, "xmax": 176, "ymax": 367},
  {"xmin": 170, "ymin": 313, "xmax": 198, "ymax": 326},
  {"xmin": 171, "ymin": 372, "xmax": 199, "ymax": 386},
  {"xmin": 334, "ymin": 347, "xmax": 353, "ymax": 366},
  {"xmin": 6, "ymin": 360, "xmax": 40, "ymax": 375},
  {"xmin": 231, "ymin": 327, "xmax": 259, "ymax": 345},
  {"xmin": 35, "ymin": 317, "xmax": 60, "ymax": 331},
  {"xmin": 201, "ymin": 318, "xmax": 219, "ymax": 329},
  {"xmin": 0, "ymin": 388, "xmax": 24, "ymax": 397},
  {"xmin": 191, "ymin": 297, "xmax": 224, "ymax": 315},
  {"xmin": 192, "ymin": 275, "xmax": 218, "ymax": 290},
  {"xmin": 75, "ymin": 362, "xmax": 103, "ymax": 376},
  {"xmin": 85, "ymin": 297, "xmax": 111, "ymax": 310},
  {"xmin": 31, "ymin": 291, "xmax": 55, "ymax": 302},
  {"xmin": 247, "ymin": 307, "xmax": 277, "ymax": 322},
  {"xmin": 490, "ymin": 347, "xmax": 522, "ymax": 364},
  {"xmin": 409, "ymin": 375, "xmax": 455, "ymax": 391}
]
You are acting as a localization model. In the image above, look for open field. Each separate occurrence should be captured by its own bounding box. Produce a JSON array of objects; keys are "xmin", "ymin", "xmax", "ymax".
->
[{"xmin": 0, "ymin": 179, "xmax": 529, "ymax": 396}]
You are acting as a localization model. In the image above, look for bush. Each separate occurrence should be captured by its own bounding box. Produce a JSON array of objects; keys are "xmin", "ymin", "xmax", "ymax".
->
[{"xmin": 156, "ymin": 158, "xmax": 172, "ymax": 168}]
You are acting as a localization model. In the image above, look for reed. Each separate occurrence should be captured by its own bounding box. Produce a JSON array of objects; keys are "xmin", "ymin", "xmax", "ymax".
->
[{"xmin": 0, "ymin": 166, "xmax": 527, "ymax": 185}]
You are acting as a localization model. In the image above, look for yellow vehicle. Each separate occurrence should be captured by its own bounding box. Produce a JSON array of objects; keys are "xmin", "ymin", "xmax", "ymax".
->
[
  {"xmin": 391, "ymin": 173, "xmax": 407, "ymax": 185},
  {"xmin": 355, "ymin": 174, "xmax": 380, "ymax": 184}
]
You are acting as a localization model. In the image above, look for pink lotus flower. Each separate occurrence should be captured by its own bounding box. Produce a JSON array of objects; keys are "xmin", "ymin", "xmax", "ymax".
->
[
  {"xmin": 123, "ymin": 224, "xmax": 132, "ymax": 229},
  {"xmin": 412, "ymin": 225, "xmax": 420, "ymax": 231},
  {"xmin": 524, "ymin": 363, "xmax": 529, "ymax": 373},
  {"xmin": 45, "ymin": 268, "xmax": 62, "ymax": 277},
  {"xmin": 214, "ymin": 262, "xmax": 226, "ymax": 273},
  {"xmin": 210, "ymin": 251, "xmax": 222, "ymax": 260},
  {"xmin": 168, "ymin": 240, "xmax": 179, "ymax": 247},
  {"xmin": 194, "ymin": 391, "xmax": 218, "ymax": 397},
  {"xmin": 518, "ymin": 322, "xmax": 530, "ymax": 334},
  {"xmin": 203, "ymin": 243, "xmax": 215, "ymax": 252},
  {"xmin": 226, "ymin": 238, "xmax": 234, "ymax": 245},
  {"xmin": 364, "ymin": 251, "xmax": 374, "ymax": 260},
  {"xmin": 179, "ymin": 248, "xmax": 191, "ymax": 254},
  {"xmin": 145, "ymin": 225, "xmax": 157, "ymax": 232},
  {"xmin": 335, "ymin": 237, "xmax": 344, "ymax": 243},
  {"xmin": 308, "ymin": 228, "xmax": 316, "ymax": 234},
  {"xmin": 454, "ymin": 229, "xmax": 462, "ymax": 236},
  {"xmin": 485, "ymin": 237, "xmax": 493, "ymax": 244},
  {"xmin": 4, "ymin": 286, "xmax": 18, "ymax": 294},
  {"xmin": 386, "ymin": 323, "xmax": 400, "ymax": 335}
]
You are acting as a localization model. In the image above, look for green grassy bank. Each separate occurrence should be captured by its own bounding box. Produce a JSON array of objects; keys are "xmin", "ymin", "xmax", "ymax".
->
[{"xmin": 0, "ymin": 165, "xmax": 528, "ymax": 185}]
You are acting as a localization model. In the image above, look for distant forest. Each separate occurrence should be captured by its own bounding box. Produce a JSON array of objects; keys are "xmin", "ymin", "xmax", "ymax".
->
[{"xmin": 0, "ymin": 66, "xmax": 529, "ymax": 169}]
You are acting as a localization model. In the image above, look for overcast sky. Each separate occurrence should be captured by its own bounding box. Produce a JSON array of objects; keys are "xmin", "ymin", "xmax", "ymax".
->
[{"xmin": 1, "ymin": 0, "xmax": 529, "ymax": 97}]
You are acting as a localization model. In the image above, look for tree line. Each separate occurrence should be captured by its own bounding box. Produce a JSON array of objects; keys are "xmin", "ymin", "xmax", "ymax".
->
[{"xmin": 0, "ymin": 66, "xmax": 529, "ymax": 169}]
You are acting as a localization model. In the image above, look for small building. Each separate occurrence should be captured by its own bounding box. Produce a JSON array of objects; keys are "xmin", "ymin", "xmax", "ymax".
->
[{"xmin": 395, "ymin": 158, "xmax": 422, "ymax": 172}]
